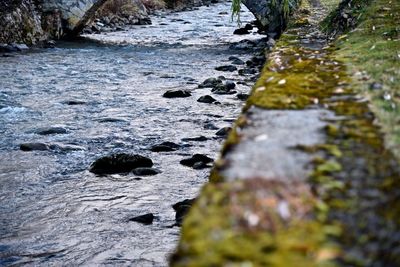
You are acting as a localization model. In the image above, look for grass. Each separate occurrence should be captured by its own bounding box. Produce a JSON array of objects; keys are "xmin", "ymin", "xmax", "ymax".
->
[{"xmin": 332, "ymin": 0, "xmax": 400, "ymax": 158}]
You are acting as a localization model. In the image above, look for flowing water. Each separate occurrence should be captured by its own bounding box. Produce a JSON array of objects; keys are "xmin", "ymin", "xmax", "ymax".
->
[{"xmin": 0, "ymin": 2, "xmax": 264, "ymax": 266}]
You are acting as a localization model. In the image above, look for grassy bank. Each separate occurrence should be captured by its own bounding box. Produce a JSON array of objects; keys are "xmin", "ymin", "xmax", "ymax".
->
[{"xmin": 330, "ymin": 0, "xmax": 400, "ymax": 158}]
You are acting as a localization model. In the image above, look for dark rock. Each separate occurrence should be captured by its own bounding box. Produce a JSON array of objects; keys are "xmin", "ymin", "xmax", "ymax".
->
[
  {"xmin": 173, "ymin": 198, "xmax": 195, "ymax": 226},
  {"xmin": 181, "ymin": 136, "xmax": 208, "ymax": 142},
  {"xmin": 237, "ymin": 93, "xmax": 250, "ymax": 101},
  {"xmin": 129, "ymin": 213, "xmax": 154, "ymax": 225},
  {"xmin": 229, "ymin": 39, "xmax": 256, "ymax": 50},
  {"xmin": 132, "ymin": 167, "xmax": 161, "ymax": 176},
  {"xmin": 180, "ymin": 154, "xmax": 213, "ymax": 168},
  {"xmin": 20, "ymin": 143, "xmax": 49, "ymax": 151},
  {"xmin": 49, "ymin": 144, "xmax": 85, "ymax": 152},
  {"xmin": 216, "ymin": 127, "xmax": 232, "ymax": 137},
  {"xmin": 193, "ymin": 161, "xmax": 211, "ymax": 169},
  {"xmin": 239, "ymin": 68, "xmax": 257, "ymax": 75},
  {"xmin": 244, "ymin": 23, "xmax": 254, "ymax": 31},
  {"xmin": 198, "ymin": 77, "xmax": 223, "ymax": 88},
  {"xmin": 215, "ymin": 65, "xmax": 237, "ymax": 72},
  {"xmin": 150, "ymin": 141, "xmax": 180, "ymax": 152},
  {"xmin": 370, "ymin": 82, "xmax": 383, "ymax": 90},
  {"xmin": 163, "ymin": 90, "xmax": 191, "ymax": 98},
  {"xmin": 231, "ymin": 58, "xmax": 245, "ymax": 65},
  {"xmin": 98, "ymin": 118, "xmax": 127, "ymax": 123},
  {"xmin": 233, "ymin": 28, "xmax": 250, "ymax": 35},
  {"xmin": 90, "ymin": 153, "xmax": 153, "ymax": 175},
  {"xmin": 212, "ymin": 84, "xmax": 236, "ymax": 95},
  {"xmin": 63, "ymin": 100, "xmax": 86, "ymax": 105},
  {"xmin": 204, "ymin": 122, "xmax": 219, "ymax": 130},
  {"xmin": 44, "ymin": 40, "xmax": 56, "ymax": 48},
  {"xmin": 225, "ymin": 81, "xmax": 236, "ymax": 90},
  {"xmin": 197, "ymin": 95, "xmax": 217, "ymax": 103},
  {"xmin": 35, "ymin": 127, "xmax": 67, "ymax": 135}
]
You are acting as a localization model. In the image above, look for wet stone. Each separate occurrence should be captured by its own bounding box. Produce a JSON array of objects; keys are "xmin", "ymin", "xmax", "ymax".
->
[
  {"xmin": 225, "ymin": 81, "xmax": 236, "ymax": 90},
  {"xmin": 180, "ymin": 154, "xmax": 213, "ymax": 168},
  {"xmin": 163, "ymin": 90, "xmax": 191, "ymax": 98},
  {"xmin": 215, "ymin": 65, "xmax": 237, "ymax": 72},
  {"xmin": 132, "ymin": 167, "xmax": 161, "ymax": 176},
  {"xmin": 197, "ymin": 95, "xmax": 217, "ymax": 103},
  {"xmin": 63, "ymin": 100, "xmax": 86, "ymax": 105},
  {"xmin": 129, "ymin": 213, "xmax": 154, "ymax": 225},
  {"xmin": 35, "ymin": 127, "xmax": 68, "ymax": 135},
  {"xmin": 150, "ymin": 141, "xmax": 180, "ymax": 152},
  {"xmin": 239, "ymin": 68, "xmax": 257, "ymax": 75},
  {"xmin": 90, "ymin": 153, "xmax": 153, "ymax": 175},
  {"xmin": 216, "ymin": 127, "xmax": 232, "ymax": 137},
  {"xmin": 173, "ymin": 198, "xmax": 196, "ymax": 226},
  {"xmin": 233, "ymin": 28, "xmax": 250, "ymax": 35},
  {"xmin": 237, "ymin": 93, "xmax": 250, "ymax": 101},
  {"xmin": 204, "ymin": 122, "xmax": 219, "ymax": 130},
  {"xmin": 231, "ymin": 58, "xmax": 245, "ymax": 65},
  {"xmin": 198, "ymin": 77, "xmax": 223, "ymax": 88},
  {"xmin": 181, "ymin": 136, "xmax": 208, "ymax": 142},
  {"xmin": 20, "ymin": 143, "xmax": 49, "ymax": 151}
]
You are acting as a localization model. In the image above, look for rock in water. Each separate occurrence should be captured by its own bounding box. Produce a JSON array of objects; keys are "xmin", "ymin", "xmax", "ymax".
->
[
  {"xmin": 216, "ymin": 127, "xmax": 232, "ymax": 137},
  {"xmin": 129, "ymin": 213, "xmax": 154, "ymax": 225},
  {"xmin": 90, "ymin": 153, "xmax": 153, "ymax": 174},
  {"xmin": 173, "ymin": 198, "xmax": 196, "ymax": 226},
  {"xmin": 181, "ymin": 136, "xmax": 208, "ymax": 142},
  {"xmin": 180, "ymin": 154, "xmax": 214, "ymax": 168},
  {"xmin": 198, "ymin": 77, "xmax": 223, "ymax": 88},
  {"xmin": 20, "ymin": 143, "xmax": 49, "ymax": 151},
  {"xmin": 163, "ymin": 90, "xmax": 191, "ymax": 98},
  {"xmin": 35, "ymin": 127, "xmax": 67, "ymax": 135},
  {"xmin": 233, "ymin": 28, "xmax": 250, "ymax": 35},
  {"xmin": 132, "ymin": 167, "xmax": 161, "ymax": 176},
  {"xmin": 215, "ymin": 65, "xmax": 237, "ymax": 72},
  {"xmin": 197, "ymin": 95, "xmax": 217, "ymax": 103},
  {"xmin": 237, "ymin": 93, "xmax": 250, "ymax": 101},
  {"xmin": 150, "ymin": 141, "xmax": 180, "ymax": 152}
]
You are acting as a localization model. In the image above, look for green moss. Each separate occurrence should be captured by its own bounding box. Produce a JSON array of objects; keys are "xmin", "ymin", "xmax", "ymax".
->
[{"xmin": 171, "ymin": 180, "xmax": 340, "ymax": 267}]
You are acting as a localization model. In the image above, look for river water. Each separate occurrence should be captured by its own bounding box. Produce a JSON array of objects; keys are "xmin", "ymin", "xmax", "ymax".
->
[{"xmin": 0, "ymin": 2, "xmax": 263, "ymax": 266}]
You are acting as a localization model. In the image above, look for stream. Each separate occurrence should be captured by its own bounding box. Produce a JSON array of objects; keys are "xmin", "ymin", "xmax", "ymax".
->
[{"xmin": 0, "ymin": 2, "xmax": 265, "ymax": 266}]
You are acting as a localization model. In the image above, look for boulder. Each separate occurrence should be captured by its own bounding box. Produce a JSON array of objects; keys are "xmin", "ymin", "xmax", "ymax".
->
[
  {"xmin": 90, "ymin": 153, "xmax": 153, "ymax": 174},
  {"xmin": 163, "ymin": 90, "xmax": 191, "ymax": 98},
  {"xmin": 197, "ymin": 95, "xmax": 217, "ymax": 103},
  {"xmin": 20, "ymin": 142, "xmax": 49, "ymax": 151},
  {"xmin": 180, "ymin": 154, "xmax": 213, "ymax": 168},
  {"xmin": 150, "ymin": 141, "xmax": 180, "ymax": 152}
]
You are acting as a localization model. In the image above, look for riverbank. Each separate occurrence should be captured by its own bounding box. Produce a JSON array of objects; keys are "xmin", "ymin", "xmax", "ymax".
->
[
  {"xmin": 0, "ymin": 0, "xmax": 222, "ymax": 51},
  {"xmin": 171, "ymin": 0, "xmax": 400, "ymax": 265}
]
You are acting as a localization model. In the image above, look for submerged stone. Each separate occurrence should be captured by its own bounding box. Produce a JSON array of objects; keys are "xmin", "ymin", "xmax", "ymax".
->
[
  {"xmin": 132, "ymin": 167, "xmax": 161, "ymax": 176},
  {"xmin": 129, "ymin": 213, "xmax": 154, "ymax": 225},
  {"xmin": 35, "ymin": 127, "xmax": 68, "ymax": 135},
  {"xmin": 20, "ymin": 142, "xmax": 49, "ymax": 151}
]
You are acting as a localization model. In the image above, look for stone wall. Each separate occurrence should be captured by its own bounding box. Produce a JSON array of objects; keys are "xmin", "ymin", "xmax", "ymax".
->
[{"xmin": 0, "ymin": 0, "xmax": 46, "ymax": 45}]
